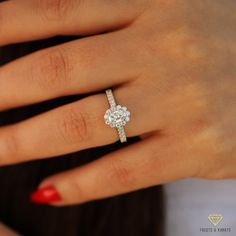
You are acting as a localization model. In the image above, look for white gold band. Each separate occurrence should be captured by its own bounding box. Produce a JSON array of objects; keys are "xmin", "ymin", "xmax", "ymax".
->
[
  {"xmin": 117, "ymin": 127, "xmax": 127, "ymax": 143},
  {"xmin": 105, "ymin": 89, "xmax": 116, "ymax": 108},
  {"xmin": 104, "ymin": 89, "xmax": 130, "ymax": 143}
]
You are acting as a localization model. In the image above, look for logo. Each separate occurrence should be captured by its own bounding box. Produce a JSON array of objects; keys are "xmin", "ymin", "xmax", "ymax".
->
[
  {"xmin": 200, "ymin": 213, "xmax": 231, "ymax": 233},
  {"xmin": 208, "ymin": 214, "xmax": 223, "ymax": 226}
]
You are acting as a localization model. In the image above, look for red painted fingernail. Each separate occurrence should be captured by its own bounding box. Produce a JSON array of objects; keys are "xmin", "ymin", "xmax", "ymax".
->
[{"xmin": 31, "ymin": 185, "xmax": 62, "ymax": 204}]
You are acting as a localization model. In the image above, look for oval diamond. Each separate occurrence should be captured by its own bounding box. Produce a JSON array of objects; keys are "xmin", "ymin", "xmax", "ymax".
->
[{"xmin": 104, "ymin": 105, "xmax": 131, "ymax": 128}]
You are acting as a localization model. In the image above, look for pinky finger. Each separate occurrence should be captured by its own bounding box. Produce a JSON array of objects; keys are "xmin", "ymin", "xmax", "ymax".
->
[{"xmin": 31, "ymin": 133, "xmax": 197, "ymax": 206}]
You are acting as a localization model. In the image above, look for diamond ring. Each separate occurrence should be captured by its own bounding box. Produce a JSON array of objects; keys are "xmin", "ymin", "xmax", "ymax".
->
[{"xmin": 104, "ymin": 89, "xmax": 131, "ymax": 143}]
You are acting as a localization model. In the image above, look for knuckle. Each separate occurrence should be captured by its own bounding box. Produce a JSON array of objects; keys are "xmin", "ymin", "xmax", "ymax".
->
[
  {"xmin": 163, "ymin": 27, "xmax": 210, "ymax": 63},
  {"xmin": 209, "ymin": 143, "xmax": 236, "ymax": 180},
  {"xmin": 0, "ymin": 133, "xmax": 21, "ymax": 165},
  {"xmin": 143, "ymin": 25, "xmax": 210, "ymax": 66},
  {"xmin": 107, "ymin": 159, "xmax": 135, "ymax": 188},
  {"xmin": 191, "ymin": 126, "xmax": 233, "ymax": 179},
  {"xmin": 38, "ymin": 0, "xmax": 75, "ymax": 22},
  {"xmin": 196, "ymin": 154, "xmax": 229, "ymax": 180},
  {"xmin": 33, "ymin": 49, "xmax": 71, "ymax": 91},
  {"xmin": 68, "ymin": 179, "xmax": 92, "ymax": 203},
  {"xmin": 5, "ymin": 134, "xmax": 20, "ymax": 157},
  {"xmin": 58, "ymin": 106, "xmax": 92, "ymax": 144},
  {"xmin": 76, "ymin": 42, "xmax": 109, "ymax": 69}
]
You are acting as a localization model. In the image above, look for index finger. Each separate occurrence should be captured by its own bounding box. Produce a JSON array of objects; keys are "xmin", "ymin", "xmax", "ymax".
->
[{"xmin": 0, "ymin": 0, "xmax": 145, "ymax": 46}]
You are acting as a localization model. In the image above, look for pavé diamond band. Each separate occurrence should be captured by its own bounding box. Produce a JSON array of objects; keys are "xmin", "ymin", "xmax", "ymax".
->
[{"xmin": 104, "ymin": 89, "xmax": 131, "ymax": 143}]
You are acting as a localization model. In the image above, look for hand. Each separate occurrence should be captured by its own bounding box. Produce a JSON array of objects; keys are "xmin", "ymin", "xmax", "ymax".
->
[
  {"xmin": 0, "ymin": 0, "xmax": 235, "ymax": 206},
  {"xmin": 0, "ymin": 223, "xmax": 20, "ymax": 236}
]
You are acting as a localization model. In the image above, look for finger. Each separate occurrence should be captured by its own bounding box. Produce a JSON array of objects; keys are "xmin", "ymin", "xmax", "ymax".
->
[
  {"xmin": 31, "ymin": 134, "xmax": 197, "ymax": 205},
  {"xmin": 0, "ymin": 0, "xmax": 145, "ymax": 45},
  {"xmin": 0, "ymin": 86, "xmax": 161, "ymax": 166},
  {"xmin": 0, "ymin": 223, "xmax": 20, "ymax": 236},
  {"xmin": 0, "ymin": 31, "xmax": 139, "ymax": 111}
]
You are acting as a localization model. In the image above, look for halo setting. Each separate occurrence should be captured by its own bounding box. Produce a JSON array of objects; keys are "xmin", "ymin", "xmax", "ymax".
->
[
  {"xmin": 104, "ymin": 89, "xmax": 131, "ymax": 142},
  {"xmin": 104, "ymin": 105, "xmax": 130, "ymax": 128}
]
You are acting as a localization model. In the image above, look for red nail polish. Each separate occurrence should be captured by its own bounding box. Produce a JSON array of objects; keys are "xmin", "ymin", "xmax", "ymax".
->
[{"xmin": 31, "ymin": 185, "xmax": 62, "ymax": 204}]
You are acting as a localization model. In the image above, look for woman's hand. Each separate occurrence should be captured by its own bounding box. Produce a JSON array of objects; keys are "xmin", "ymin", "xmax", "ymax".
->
[
  {"xmin": 0, "ymin": 0, "xmax": 235, "ymax": 206},
  {"xmin": 0, "ymin": 223, "xmax": 20, "ymax": 236}
]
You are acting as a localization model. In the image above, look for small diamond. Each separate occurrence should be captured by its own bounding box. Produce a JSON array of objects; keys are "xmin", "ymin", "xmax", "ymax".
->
[{"xmin": 104, "ymin": 105, "xmax": 131, "ymax": 128}]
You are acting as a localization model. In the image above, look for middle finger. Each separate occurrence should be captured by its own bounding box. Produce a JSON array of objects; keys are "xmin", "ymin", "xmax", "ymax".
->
[{"xmin": 0, "ymin": 30, "xmax": 139, "ymax": 110}]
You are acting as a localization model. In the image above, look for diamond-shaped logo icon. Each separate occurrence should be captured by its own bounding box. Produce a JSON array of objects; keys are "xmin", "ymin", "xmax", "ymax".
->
[{"xmin": 208, "ymin": 214, "xmax": 223, "ymax": 226}]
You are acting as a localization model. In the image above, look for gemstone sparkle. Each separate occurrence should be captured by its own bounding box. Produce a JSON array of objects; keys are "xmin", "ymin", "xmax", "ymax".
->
[{"xmin": 104, "ymin": 105, "xmax": 130, "ymax": 128}]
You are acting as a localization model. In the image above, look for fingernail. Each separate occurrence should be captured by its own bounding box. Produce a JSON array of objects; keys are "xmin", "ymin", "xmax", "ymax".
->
[{"xmin": 31, "ymin": 185, "xmax": 62, "ymax": 204}]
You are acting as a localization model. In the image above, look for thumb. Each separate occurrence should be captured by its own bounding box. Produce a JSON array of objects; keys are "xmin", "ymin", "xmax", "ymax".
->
[{"xmin": 0, "ymin": 223, "xmax": 21, "ymax": 236}]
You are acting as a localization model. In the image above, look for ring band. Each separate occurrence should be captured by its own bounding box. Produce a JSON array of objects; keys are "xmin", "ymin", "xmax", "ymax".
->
[{"xmin": 104, "ymin": 89, "xmax": 131, "ymax": 143}]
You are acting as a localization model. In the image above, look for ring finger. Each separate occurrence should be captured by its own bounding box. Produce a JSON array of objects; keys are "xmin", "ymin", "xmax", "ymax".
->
[{"xmin": 0, "ymin": 85, "xmax": 163, "ymax": 166}]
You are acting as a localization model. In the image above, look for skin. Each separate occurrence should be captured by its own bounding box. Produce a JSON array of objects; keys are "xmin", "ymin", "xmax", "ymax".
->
[
  {"xmin": 0, "ymin": 223, "xmax": 20, "ymax": 236},
  {"xmin": 0, "ymin": 0, "xmax": 235, "ymax": 206}
]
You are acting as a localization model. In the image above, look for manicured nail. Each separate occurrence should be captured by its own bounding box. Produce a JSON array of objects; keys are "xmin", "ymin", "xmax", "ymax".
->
[{"xmin": 31, "ymin": 185, "xmax": 62, "ymax": 204}]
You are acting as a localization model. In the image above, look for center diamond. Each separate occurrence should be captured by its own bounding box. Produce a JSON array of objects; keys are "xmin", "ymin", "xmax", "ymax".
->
[{"xmin": 104, "ymin": 105, "xmax": 130, "ymax": 128}]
